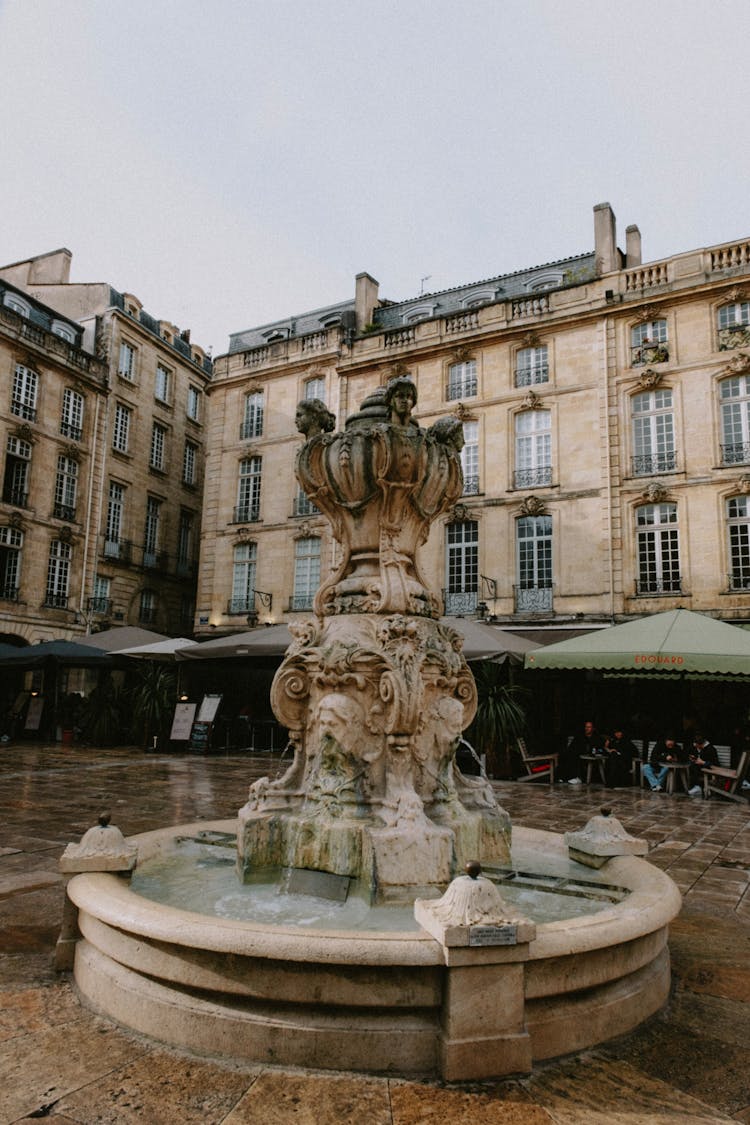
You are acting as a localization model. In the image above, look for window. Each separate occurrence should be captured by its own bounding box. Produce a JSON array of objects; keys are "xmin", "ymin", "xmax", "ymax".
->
[
  {"xmin": 90, "ymin": 574, "xmax": 111, "ymax": 615},
  {"xmin": 143, "ymin": 497, "xmax": 161, "ymax": 567},
  {"xmin": 514, "ymin": 410, "xmax": 552, "ymax": 488},
  {"xmin": 51, "ymin": 320, "xmax": 76, "ymax": 342},
  {"xmin": 45, "ymin": 540, "xmax": 71, "ymax": 608},
  {"xmin": 636, "ymin": 502, "xmax": 681, "ymax": 594},
  {"xmin": 150, "ymin": 422, "xmax": 167, "ymax": 471},
  {"xmin": 155, "ymin": 364, "xmax": 171, "ymax": 403},
  {"xmin": 718, "ymin": 302, "xmax": 750, "ymax": 351},
  {"xmin": 444, "ymin": 521, "xmax": 478, "ymax": 614},
  {"xmin": 182, "ymin": 440, "xmax": 198, "ymax": 485},
  {"xmin": 292, "ymin": 537, "xmax": 320, "ymax": 610},
  {"xmin": 515, "ymin": 345, "xmax": 548, "ymax": 387},
  {"xmin": 139, "ymin": 588, "xmax": 156, "ymax": 624},
  {"xmin": 720, "ymin": 374, "xmax": 750, "ymax": 464},
  {"xmin": 516, "ymin": 515, "xmax": 553, "ymax": 611},
  {"xmin": 11, "ymin": 364, "xmax": 38, "ymax": 421},
  {"xmin": 304, "ymin": 377, "xmax": 325, "ymax": 402},
  {"xmin": 446, "ymin": 360, "xmax": 477, "ymax": 401},
  {"xmin": 112, "ymin": 403, "xmax": 131, "ymax": 453},
  {"xmin": 187, "ymin": 386, "xmax": 201, "ymax": 421},
  {"xmin": 230, "ymin": 541, "xmax": 257, "ymax": 613},
  {"xmin": 0, "ymin": 526, "xmax": 23, "ymax": 600},
  {"xmin": 3, "ymin": 436, "xmax": 31, "ymax": 507},
  {"xmin": 118, "ymin": 341, "xmax": 136, "ymax": 379},
  {"xmin": 632, "ymin": 389, "xmax": 676, "ymax": 475},
  {"xmin": 105, "ymin": 482, "xmax": 125, "ymax": 558},
  {"xmin": 727, "ymin": 496, "xmax": 750, "ymax": 591},
  {"xmin": 177, "ymin": 511, "xmax": 194, "ymax": 576},
  {"xmin": 631, "ymin": 319, "xmax": 669, "ymax": 366},
  {"xmin": 293, "ymin": 485, "xmax": 318, "ymax": 517},
  {"xmin": 235, "ymin": 456, "xmax": 262, "ymax": 522},
  {"xmin": 241, "ymin": 391, "xmax": 264, "ymax": 439},
  {"xmin": 60, "ymin": 388, "xmax": 84, "ymax": 441},
  {"xmin": 3, "ymin": 292, "xmax": 30, "ymax": 318},
  {"xmin": 461, "ymin": 421, "xmax": 479, "ymax": 494},
  {"xmin": 54, "ymin": 454, "xmax": 78, "ymax": 520}
]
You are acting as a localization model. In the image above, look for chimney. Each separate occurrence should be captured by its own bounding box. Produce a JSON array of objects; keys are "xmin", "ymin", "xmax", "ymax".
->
[
  {"xmin": 355, "ymin": 272, "xmax": 379, "ymax": 333},
  {"xmin": 28, "ymin": 249, "xmax": 72, "ymax": 285},
  {"xmin": 625, "ymin": 225, "xmax": 642, "ymax": 268},
  {"xmin": 593, "ymin": 203, "xmax": 618, "ymax": 275}
]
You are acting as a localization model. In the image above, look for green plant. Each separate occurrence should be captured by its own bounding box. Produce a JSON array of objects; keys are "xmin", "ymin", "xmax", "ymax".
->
[
  {"xmin": 129, "ymin": 663, "xmax": 177, "ymax": 748},
  {"xmin": 79, "ymin": 674, "xmax": 128, "ymax": 746},
  {"xmin": 467, "ymin": 664, "xmax": 529, "ymax": 778}
]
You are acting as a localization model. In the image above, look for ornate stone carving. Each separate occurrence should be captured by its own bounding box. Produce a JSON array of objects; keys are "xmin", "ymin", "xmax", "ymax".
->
[
  {"xmin": 726, "ymin": 286, "xmax": 747, "ymax": 304},
  {"xmin": 452, "ymin": 345, "xmax": 473, "ymax": 364},
  {"xmin": 59, "ymin": 526, "xmax": 73, "ymax": 543},
  {"xmin": 738, "ymin": 476, "xmax": 750, "ymax": 495},
  {"xmin": 725, "ymin": 351, "xmax": 750, "ymax": 376},
  {"xmin": 518, "ymin": 495, "xmax": 547, "ymax": 516},
  {"xmin": 637, "ymin": 367, "xmax": 663, "ymax": 389},
  {"xmin": 521, "ymin": 331, "xmax": 539, "ymax": 347},
  {"xmin": 238, "ymin": 376, "xmax": 511, "ymax": 898},
  {"xmin": 13, "ymin": 424, "xmax": 34, "ymax": 443},
  {"xmin": 522, "ymin": 389, "xmax": 541, "ymax": 410},
  {"xmin": 8, "ymin": 512, "xmax": 24, "ymax": 530},
  {"xmin": 63, "ymin": 444, "xmax": 80, "ymax": 460},
  {"xmin": 643, "ymin": 482, "xmax": 667, "ymax": 503}
]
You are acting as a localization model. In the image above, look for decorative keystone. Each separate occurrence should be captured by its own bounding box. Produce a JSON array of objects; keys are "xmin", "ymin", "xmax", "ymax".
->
[{"xmin": 565, "ymin": 807, "xmax": 648, "ymax": 869}]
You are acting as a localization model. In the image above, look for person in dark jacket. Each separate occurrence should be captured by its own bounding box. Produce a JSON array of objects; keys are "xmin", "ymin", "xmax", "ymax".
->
[
  {"xmin": 687, "ymin": 733, "xmax": 719, "ymax": 795},
  {"xmin": 642, "ymin": 734, "xmax": 684, "ymax": 792},
  {"xmin": 561, "ymin": 719, "xmax": 604, "ymax": 785},
  {"xmin": 602, "ymin": 726, "xmax": 638, "ymax": 787}
]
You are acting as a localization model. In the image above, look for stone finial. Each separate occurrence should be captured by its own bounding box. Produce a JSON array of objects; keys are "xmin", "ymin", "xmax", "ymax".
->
[
  {"xmin": 565, "ymin": 807, "xmax": 648, "ymax": 869},
  {"xmin": 60, "ymin": 813, "xmax": 138, "ymax": 873},
  {"xmin": 414, "ymin": 863, "xmax": 536, "ymax": 947}
]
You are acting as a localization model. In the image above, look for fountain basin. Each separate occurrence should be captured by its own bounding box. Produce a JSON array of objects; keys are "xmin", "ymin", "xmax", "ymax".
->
[{"xmin": 65, "ymin": 818, "xmax": 680, "ymax": 1080}]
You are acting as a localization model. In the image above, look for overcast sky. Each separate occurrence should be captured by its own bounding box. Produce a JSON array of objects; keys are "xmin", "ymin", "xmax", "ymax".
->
[{"xmin": 2, "ymin": 0, "xmax": 748, "ymax": 357}]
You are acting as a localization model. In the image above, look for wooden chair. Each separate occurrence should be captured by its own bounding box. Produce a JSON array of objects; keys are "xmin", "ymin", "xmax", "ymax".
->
[
  {"xmin": 516, "ymin": 738, "xmax": 557, "ymax": 783},
  {"xmin": 702, "ymin": 750, "xmax": 749, "ymax": 803}
]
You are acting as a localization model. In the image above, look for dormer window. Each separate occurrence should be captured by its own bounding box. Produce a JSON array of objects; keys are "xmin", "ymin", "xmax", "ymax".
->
[
  {"xmin": 51, "ymin": 320, "xmax": 76, "ymax": 343},
  {"xmin": 3, "ymin": 292, "xmax": 31, "ymax": 318},
  {"xmin": 403, "ymin": 305, "xmax": 435, "ymax": 325},
  {"xmin": 527, "ymin": 273, "xmax": 563, "ymax": 292}
]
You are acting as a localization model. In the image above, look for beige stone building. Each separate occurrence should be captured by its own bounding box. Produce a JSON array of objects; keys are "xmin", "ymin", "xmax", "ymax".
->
[
  {"xmin": 196, "ymin": 204, "xmax": 750, "ymax": 640},
  {"xmin": 0, "ymin": 250, "xmax": 212, "ymax": 640}
]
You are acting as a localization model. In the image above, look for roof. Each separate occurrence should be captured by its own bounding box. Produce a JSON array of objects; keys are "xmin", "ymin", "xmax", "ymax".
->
[{"xmin": 228, "ymin": 299, "xmax": 356, "ymax": 354}]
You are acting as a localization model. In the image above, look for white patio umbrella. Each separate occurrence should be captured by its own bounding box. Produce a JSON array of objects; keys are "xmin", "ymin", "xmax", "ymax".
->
[{"xmin": 114, "ymin": 637, "xmax": 196, "ymax": 661}]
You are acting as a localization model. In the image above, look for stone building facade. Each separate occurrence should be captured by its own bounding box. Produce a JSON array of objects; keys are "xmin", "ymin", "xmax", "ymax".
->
[
  {"xmin": 197, "ymin": 203, "xmax": 750, "ymax": 640},
  {"xmin": 0, "ymin": 250, "xmax": 212, "ymax": 641}
]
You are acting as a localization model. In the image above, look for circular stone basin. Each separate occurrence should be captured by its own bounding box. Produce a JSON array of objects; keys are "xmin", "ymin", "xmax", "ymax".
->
[{"xmin": 65, "ymin": 819, "xmax": 681, "ymax": 1081}]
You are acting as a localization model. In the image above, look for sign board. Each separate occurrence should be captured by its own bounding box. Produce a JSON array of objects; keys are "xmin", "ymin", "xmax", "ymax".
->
[
  {"xmin": 197, "ymin": 694, "xmax": 222, "ymax": 723},
  {"xmin": 170, "ymin": 702, "xmax": 196, "ymax": 741},
  {"xmin": 468, "ymin": 924, "xmax": 519, "ymax": 947},
  {"xmin": 190, "ymin": 721, "xmax": 212, "ymax": 752},
  {"xmin": 24, "ymin": 695, "xmax": 44, "ymax": 731}
]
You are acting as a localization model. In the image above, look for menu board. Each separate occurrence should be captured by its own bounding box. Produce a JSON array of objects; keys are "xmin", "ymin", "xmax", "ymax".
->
[{"xmin": 170, "ymin": 703, "xmax": 196, "ymax": 741}]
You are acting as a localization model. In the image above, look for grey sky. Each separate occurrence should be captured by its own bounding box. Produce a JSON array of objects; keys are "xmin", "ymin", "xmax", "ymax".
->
[{"xmin": 2, "ymin": 0, "xmax": 748, "ymax": 357}]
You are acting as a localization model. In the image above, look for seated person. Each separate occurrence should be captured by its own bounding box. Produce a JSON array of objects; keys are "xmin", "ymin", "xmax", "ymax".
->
[
  {"xmin": 687, "ymin": 733, "xmax": 718, "ymax": 795},
  {"xmin": 602, "ymin": 726, "xmax": 637, "ymax": 787},
  {"xmin": 560, "ymin": 719, "xmax": 604, "ymax": 785},
  {"xmin": 642, "ymin": 733, "xmax": 684, "ymax": 792}
]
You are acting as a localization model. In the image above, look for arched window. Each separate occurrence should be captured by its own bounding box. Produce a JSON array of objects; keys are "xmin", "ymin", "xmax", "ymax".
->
[
  {"xmin": 515, "ymin": 345, "xmax": 548, "ymax": 387},
  {"xmin": 235, "ymin": 456, "xmax": 262, "ymax": 522},
  {"xmin": 61, "ymin": 388, "xmax": 84, "ymax": 440},
  {"xmin": 54, "ymin": 454, "xmax": 78, "ymax": 521},
  {"xmin": 719, "ymin": 373, "xmax": 750, "ymax": 465},
  {"xmin": 292, "ymin": 537, "xmax": 320, "ymax": 611},
  {"xmin": 631, "ymin": 389, "xmax": 676, "ymax": 475},
  {"xmin": 727, "ymin": 496, "xmax": 750, "ymax": 591},
  {"xmin": 45, "ymin": 540, "xmax": 71, "ymax": 608},
  {"xmin": 11, "ymin": 364, "xmax": 38, "ymax": 421},
  {"xmin": 241, "ymin": 390, "xmax": 264, "ymax": 439},
  {"xmin": 631, "ymin": 319, "xmax": 668, "ymax": 366},
  {"xmin": 515, "ymin": 515, "xmax": 552, "ymax": 612},
  {"xmin": 635, "ymin": 503, "xmax": 681, "ymax": 595},
  {"xmin": 446, "ymin": 360, "xmax": 477, "ymax": 401}
]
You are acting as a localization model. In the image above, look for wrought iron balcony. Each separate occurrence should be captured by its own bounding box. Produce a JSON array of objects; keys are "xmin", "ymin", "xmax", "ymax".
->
[
  {"xmin": 240, "ymin": 419, "xmax": 263, "ymax": 440},
  {"xmin": 446, "ymin": 379, "xmax": 477, "ymax": 401},
  {"xmin": 718, "ymin": 325, "xmax": 750, "ymax": 351},
  {"xmin": 635, "ymin": 578, "xmax": 682, "ymax": 596},
  {"xmin": 60, "ymin": 421, "xmax": 83, "ymax": 441},
  {"xmin": 233, "ymin": 504, "xmax": 261, "ymax": 523},
  {"xmin": 442, "ymin": 589, "xmax": 479, "ymax": 615},
  {"xmin": 102, "ymin": 538, "xmax": 133, "ymax": 564},
  {"xmin": 10, "ymin": 400, "xmax": 36, "ymax": 422},
  {"xmin": 2, "ymin": 487, "xmax": 28, "ymax": 507},
  {"xmin": 631, "ymin": 343, "xmax": 669, "ymax": 367},
  {"xmin": 513, "ymin": 466, "xmax": 552, "ymax": 489},
  {"xmin": 514, "ymin": 364, "xmax": 549, "ymax": 387},
  {"xmin": 0, "ymin": 585, "xmax": 19, "ymax": 602},
  {"xmin": 87, "ymin": 596, "xmax": 112, "ymax": 615},
  {"xmin": 721, "ymin": 442, "xmax": 750, "ymax": 466},
  {"xmin": 462, "ymin": 475, "xmax": 480, "ymax": 495},
  {"xmin": 514, "ymin": 583, "xmax": 553, "ymax": 613},
  {"xmin": 142, "ymin": 550, "xmax": 168, "ymax": 571},
  {"xmin": 632, "ymin": 452, "xmax": 677, "ymax": 475},
  {"xmin": 43, "ymin": 592, "xmax": 69, "ymax": 609},
  {"xmin": 53, "ymin": 503, "xmax": 76, "ymax": 522}
]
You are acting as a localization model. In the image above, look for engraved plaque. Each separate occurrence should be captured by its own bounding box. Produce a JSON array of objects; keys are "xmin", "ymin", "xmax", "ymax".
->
[{"xmin": 468, "ymin": 923, "xmax": 518, "ymax": 947}]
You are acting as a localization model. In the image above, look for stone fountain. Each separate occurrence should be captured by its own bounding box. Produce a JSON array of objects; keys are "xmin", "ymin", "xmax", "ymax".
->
[{"xmin": 61, "ymin": 378, "xmax": 682, "ymax": 1080}]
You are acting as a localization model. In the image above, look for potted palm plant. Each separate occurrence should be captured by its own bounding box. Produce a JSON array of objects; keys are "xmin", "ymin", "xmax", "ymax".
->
[{"xmin": 467, "ymin": 662, "xmax": 529, "ymax": 778}]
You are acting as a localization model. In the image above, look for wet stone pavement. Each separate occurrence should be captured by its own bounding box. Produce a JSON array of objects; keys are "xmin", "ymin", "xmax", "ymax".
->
[{"xmin": 1, "ymin": 742, "xmax": 749, "ymax": 1124}]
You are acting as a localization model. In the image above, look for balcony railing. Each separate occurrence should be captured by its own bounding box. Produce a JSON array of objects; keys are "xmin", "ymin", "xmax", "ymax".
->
[
  {"xmin": 240, "ymin": 420, "xmax": 263, "ymax": 440},
  {"xmin": 10, "ymin": 400, "xmax": 36, "ymax": 422},
  {"xmin": 53, "ymin": 503, "xmax": 76, "ymax": 522},
  {"xmin": 446, "ymin": 380, "xmax": 477, "ymax": 400},
  {"xmin": 635, "ymin": 578, "xmax": 683, "ymax": 596},
  {"xmin": 0, "ymin": 585, "xmax": 19, "ymax": 602},
  {"xmin": 142, "ymin": 549, "xmax": 168, "ymax": 570},
  {"xmin": 718, "ymin": 325, "xmax": 750, "ymax": 351},
  {"xmin": 721, "ymin": 442, "xmax": 750, "ymax": 465},
  {"xmin": 233, "ymin": 504, "xmax": 261, "ymax": 523},
  {"xmin": 514, "ymin": 466, "xmax": 552, "ymax": 489},
  {"xmin": 515, "ymin": 364, "xmax": 549, "ymax": 387},
  {"xmin": 514, "ymin": 583, "xmax": 553, "ymax": 613},
  {"xmin": 443, "ymin": 589, "xmax": 478, "ymax": 615},
  {"xmin": 102, "ymin": 538, "xmax": 133, "ymax": 564},
  {"xmin": 60, "ymin": 421, "xmax": 83, "ymax": 441},
  {"xmin": 87, "ymin": 596, "xmax": 112, "ymax": 615},
  {"xmin": 631, "ymin": 342, "xmax": 669, "ymax": 367},
  {"xmin": 632, "ymin": 452, "xmax": 677, "ymax": 475},
  {"xmin": 511, "ymin": 295, "xmax": 549, "ymax": 319},
  {"xmin": 2, "ymin": 487, "xmax": 28, "ymax": 507},
  {"xmin": 383, "ymin": 326, "xmax": 416, "ymax": 348},
  {"xmin": 462, "ymin": 475, "xmax": 480, "ymax": 496},
  {"xmin": 728, "ymin": 574, "xmax": 750, "ymax": 592},
  {"xmin": 43, "ymin": 592, "xmax": 69, "ymax": 609}
]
